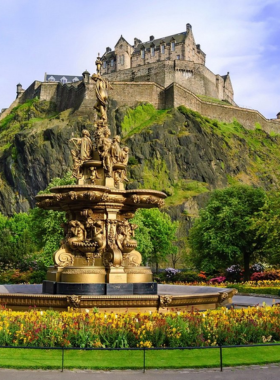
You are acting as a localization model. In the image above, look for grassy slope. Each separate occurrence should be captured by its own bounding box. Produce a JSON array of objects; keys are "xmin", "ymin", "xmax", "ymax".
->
[
  {"xmin": 0, "ymin": 98, "xmax": 57, "ymax": 153},
  {"xmin": 2, "ymin": 101, "xmax": 280, "ymax": 208},
  {"xmin": 125, "ymin": 104, "xmax": 280, "ymax": 208}
]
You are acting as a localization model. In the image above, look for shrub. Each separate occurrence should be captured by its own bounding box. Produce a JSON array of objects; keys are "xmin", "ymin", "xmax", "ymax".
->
[
  {"xmin": 165, "ymin": 268, "xmax": 179, "ymax": 280},
  {"xmin": 250, "ymin": 263, "xmax": 264, "ymax": 273},
  {"xmin": 226, "ymin": 265, "xmax": 243, "ymax": 282},
  {"xmin": 209, "ymin": 276, "xmax": 226, "ymax": 284},
  {"xmin": 250, "ymin": 270, "xmax": 280, "ymax": 282}
]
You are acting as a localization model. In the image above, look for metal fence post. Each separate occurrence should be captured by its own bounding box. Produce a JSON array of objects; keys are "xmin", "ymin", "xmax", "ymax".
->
[
  {"xmin": 143, "ymin": 347, "xmax": 146, "ymax": 373},
  {"xmin": 219, "ymin": 345, "xmax": 223, "ymax": 372},
  {"xmin": 61, "ymin": 347, "xmax": 65, "ymax": 372}
]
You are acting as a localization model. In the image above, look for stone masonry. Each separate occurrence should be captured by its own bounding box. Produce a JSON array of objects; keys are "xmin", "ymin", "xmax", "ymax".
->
[{"xmin": 100, "ymin": 24, "xmax": 234, "ymax": 105}]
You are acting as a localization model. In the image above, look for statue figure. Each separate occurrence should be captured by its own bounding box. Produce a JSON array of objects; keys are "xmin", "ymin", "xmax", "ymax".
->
[
  {"xmin": 67, "ymin": 220, "xmax": 87, "ymax": 249},
  {"xmin": 69, "ymin": 129, "xmax": 93, "ymax": 161},
  {"xmin": 91, "ymin": 73, "xmax": 113, "ymax": 122},
  {"xmin": 98, "ymin": 127, "xmax": 113, "ymax": 177},
  {"xmin": 114, "ymin": 169, "xmax": 128, "ymax": 187},
  {"xmin": 110, "ymin": 135, "xmax": 121, "ymax": 163},
  {"xmin": 92, "ymin": 221, "xmax": 106, "ymax": 254},
  {"xmin": 116, "ymin": 220, "xmax": 137, "ymax": 253},
  {"xmin": 89, "ymin": 166, "xmax": 101, "ymax": 184},
  {"xmin": 70, "ymin": 149, "xmax": 83, "ymax": 179},
  {"xmin": 119, "ymin": 146, "xmax": 129, "ymax": 165}
]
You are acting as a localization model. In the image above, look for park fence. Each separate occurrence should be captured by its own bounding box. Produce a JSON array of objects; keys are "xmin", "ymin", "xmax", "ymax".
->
[{"xmin": 1, "ymin": 343, "xmax": 280, "ymax": 372}]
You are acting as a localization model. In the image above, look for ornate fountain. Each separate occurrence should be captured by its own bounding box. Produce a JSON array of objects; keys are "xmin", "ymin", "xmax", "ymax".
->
[
  {"xmin": 36, "ymin": 57, "xmax": 166, "ymax": 295},
  {"xmin": 0, "ymin": 57, "xmax": 237, "ymax": 310}
]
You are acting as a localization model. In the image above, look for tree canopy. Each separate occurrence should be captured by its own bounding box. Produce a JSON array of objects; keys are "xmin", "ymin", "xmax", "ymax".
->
[
  {"xmin": 252, "ymin": 191, "xmax": 280, "ymax": 265},
  {"xmin": 189, "ymin": 185, "xmax": 266, "ymax": 280},
  {"xmin": 131, "ymin": 208, "xmax": 178, "ymax": 270}
]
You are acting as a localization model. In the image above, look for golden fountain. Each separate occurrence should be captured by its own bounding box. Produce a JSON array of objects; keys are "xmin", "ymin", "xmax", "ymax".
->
[
  {"xmin": 36, "ymin": 57, "xmax": 166, "ymax": 297},
  {"xmin": 0, "ymin": 58, "xmax": 236, "ymax": 311}
]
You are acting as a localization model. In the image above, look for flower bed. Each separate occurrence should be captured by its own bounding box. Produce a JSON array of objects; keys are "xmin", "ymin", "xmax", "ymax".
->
[
  {"xmin": 0, "ymin": 306, "xmax": 280, "ymax": 348},
  {"xmin": 168, "ymin": 280, "xmax": 280, "ymax": 296}
]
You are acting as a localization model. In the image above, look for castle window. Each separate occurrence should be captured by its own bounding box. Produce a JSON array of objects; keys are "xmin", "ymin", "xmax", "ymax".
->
[
  {"xmin": 171, "ymin": 41, "xmax": 175, "ymax": 51},
  {"xmin": 151, "ymin": 46, "xmax": 155, "ymax": 56},
  {"xmin": 48, "ymin": 76, "xmax": 55, "ymax": 82},
  {"xmin": 120, "ymin": 55, "xmax": 124, "ymax": 65},
  {"xmin": 141, "ymin": 49, "xmax": 145, "ymax": 59},
  {"xmin": 72, "ymin": 77, "xmax": 79, "ymax": 82},
  {"xmin": 111, "ymin": 59, "xmax": 114, "ymax": 67},
  {"xmin": 176, "ymin": 55, "xmax": 180, "ymax": 60},
  {"xmin": 103, "ymin": 61, "xmax": 107, "ymax": 69},
  {"xmin": 60, "ymin": 77, "xmax": 67, "ymax": 84},
  {"xmin": 161, "ymin": 44, "xmax": 165, "ymax": 54}
]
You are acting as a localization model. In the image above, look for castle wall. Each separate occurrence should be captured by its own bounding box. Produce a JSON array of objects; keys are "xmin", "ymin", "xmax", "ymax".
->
[
  {"xmin": 0, "ymin": 81, "xmax": 42, "ymax": 121},
  {"xmin": 109, "ymin": 82, "xmax": 165, "ymax": 109},
  {"xmin": 170, "ymin": 83, "xmax": 280, "ymax": 134},
  {"xmin": 103, "ymin": 60, "xmax": 233, "ymax": 103},
  {"xmin": 2, "ymin": 77, "xmax": 279, "ymax": 138},
  {"xmin": 39, "ymin": 82, "xmax": 57, "ymax": 102}
]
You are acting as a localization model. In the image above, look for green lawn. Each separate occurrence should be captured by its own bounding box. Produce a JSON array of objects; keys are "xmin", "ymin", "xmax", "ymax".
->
[{"xmin": 0, "ymin": 346, "xmax": 280, "ymax": 370}]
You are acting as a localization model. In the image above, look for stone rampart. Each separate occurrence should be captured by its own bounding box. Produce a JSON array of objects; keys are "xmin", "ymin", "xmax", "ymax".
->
[
  {"xmin": 2, "ymin": 78, "xmax": 279, "ymax": 135},
  {"xmin": 108, "ymin": 81, "xmax": 165, "ymax": 109},
  {"xmin": 168, "ymin": 83, "xmax": 280, "ymax": 134}
]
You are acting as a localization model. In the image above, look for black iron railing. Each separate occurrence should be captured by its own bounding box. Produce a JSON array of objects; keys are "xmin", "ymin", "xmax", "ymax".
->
[{"xmin": 0, "ymin": 343, "xmax": 280, "ymax": 372}]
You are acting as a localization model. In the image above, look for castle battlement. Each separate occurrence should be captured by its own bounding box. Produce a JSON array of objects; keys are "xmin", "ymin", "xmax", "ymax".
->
[{"xmin": 100, "ymin": 24, "xmax": 234, "ymax": 105}]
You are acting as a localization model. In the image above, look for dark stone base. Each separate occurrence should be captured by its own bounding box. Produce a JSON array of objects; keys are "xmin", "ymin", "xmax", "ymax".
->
[
  {"xmin": 133, "ymin": 282, "xmax": 158, "ymax": 295},
  {"xmin": 43, "ymin": 280, "xmax": 158, "ymax": 295},
  {"xmin": 106, "ymin": 283, "xmax": 133, "ymax": 295},
  {"xmin": 43, "ymin": 281, "xmax": 56, "ymax": 294},
  {"xmin": 43, "ymin": 280, "xmax": 106, "ymax": 295}
]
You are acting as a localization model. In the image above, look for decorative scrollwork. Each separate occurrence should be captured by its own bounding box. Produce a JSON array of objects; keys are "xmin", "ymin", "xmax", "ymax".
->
[
  {"xmin": 66, "ymin": 295, "xmax": 81, "ymax": 308},
  {"xmin": 159, "ymin": 295, "xmax": 173, "ymax": 308},
  {"xmin": 53, "ymin": 247, "xmax": 74, "ymax": 267}
]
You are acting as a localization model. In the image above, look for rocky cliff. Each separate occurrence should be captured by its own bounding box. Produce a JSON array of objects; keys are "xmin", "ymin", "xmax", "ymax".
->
[{"xmin": 1, "ymin": 99, "xmax": 280, "ymax": 219}]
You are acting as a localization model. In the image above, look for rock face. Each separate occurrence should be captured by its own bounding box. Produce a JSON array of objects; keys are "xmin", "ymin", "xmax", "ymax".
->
[{"xmin": 1, "ymin": 100, "xmax": 280, "ymax": 217}]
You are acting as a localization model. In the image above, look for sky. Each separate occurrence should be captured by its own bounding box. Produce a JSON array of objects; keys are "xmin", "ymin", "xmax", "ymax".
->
[{"xmin": 0, "ymin": 0, "xmax": 279, "ymax": 119}]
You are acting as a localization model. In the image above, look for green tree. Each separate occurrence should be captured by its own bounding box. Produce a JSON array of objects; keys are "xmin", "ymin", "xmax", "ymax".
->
[
  {"xmin": 252, "ymin": 191, "xmax": 280, "ymax": 265},
  {"xmin": 189, "ymin": 185, "xmax": 266, "ymax": 280},
  {"xmin": 131, "ymin": 208, "xmax": 178, "ymax": 271},
  {"xmin": 30, "ymin": 172, "xmax": 76, "ymax": 266},
  {"xmin": 0, "ymin": 212, "xmax": 37, "ymax": 268}
]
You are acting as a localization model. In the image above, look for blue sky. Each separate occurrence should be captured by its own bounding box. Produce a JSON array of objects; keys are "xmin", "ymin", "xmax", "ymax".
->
[{"xmin": 0, "ymin": 0, "xmax": 279, "ymax": 118}]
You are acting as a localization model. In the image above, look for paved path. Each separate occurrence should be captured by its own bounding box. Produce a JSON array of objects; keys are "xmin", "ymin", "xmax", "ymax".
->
[{"xmin": 1, "ymin": 365, "xmax": 280, "ymax": 380}]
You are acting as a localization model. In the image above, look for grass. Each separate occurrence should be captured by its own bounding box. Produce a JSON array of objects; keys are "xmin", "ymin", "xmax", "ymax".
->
[
  {"xmin": 178, "ymin": 105, "xmax": 280, "ymax": 188},
  {"xmin": 121, "ymin": 103, "xmax": 170, "ymax": 140},
  {"xmin": 0, "ymin": 346, "xmax": 280, "ymax": 369},
  {"xmin": 197, "ymin": 94, "xmax": 231, "ymax": 106},
  {"xmin": 165, "ymin": 180, "xmax": 209, "ymax": 207},
  {"xmin": 0, "ymin": 99, "xmax": 58, "ymax": 152},
  {"xmin": 226, "ymin": 284, "xmax": 280, "ymax": 296}
]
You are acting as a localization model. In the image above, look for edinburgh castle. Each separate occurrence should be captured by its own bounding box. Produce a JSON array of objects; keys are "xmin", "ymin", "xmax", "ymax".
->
[{"xmin": 1, "ymin": 24, "xmax": 279, "ymax": 133}]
